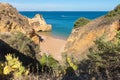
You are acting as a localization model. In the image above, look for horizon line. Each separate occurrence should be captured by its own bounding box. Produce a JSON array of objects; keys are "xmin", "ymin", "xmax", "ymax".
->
[{"xmin": 19, "ymin": 10, "xmax": 109, "ymax": 12}]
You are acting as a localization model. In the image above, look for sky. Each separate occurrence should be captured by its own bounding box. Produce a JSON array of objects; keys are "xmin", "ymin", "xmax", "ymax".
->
[{"xmin": 0, "ymin": 0, "xmax": 120, "ymax": 11}]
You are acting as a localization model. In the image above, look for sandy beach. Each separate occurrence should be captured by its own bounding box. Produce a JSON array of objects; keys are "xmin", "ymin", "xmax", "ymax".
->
[{"xmin": 39, "ymin": 34, "xmax": 66, "ymax": 61}]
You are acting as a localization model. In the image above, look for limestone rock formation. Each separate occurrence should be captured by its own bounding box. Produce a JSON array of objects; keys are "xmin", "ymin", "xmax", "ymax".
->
[
  {"xmin": 0, "ymin": 3, "xmax": 51, "ymax": 44},
  {"xmin": 64, "ymin": 9, "xmax": 120, "ymax": 59},
  {"xmin": 28, "ymin": 14, "xmax": 52, "ymax": 32},
  {"xmin": 0, "ymin": 3, "xmax": 33, "ymax": 34}
]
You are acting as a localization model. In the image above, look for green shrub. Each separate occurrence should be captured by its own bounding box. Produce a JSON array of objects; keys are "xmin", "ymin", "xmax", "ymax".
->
[
  {"xmin": 114, "ymin": 4, "xmax": 120, "ymax": 12},
  {"xmin": 98, "ymin": 4, "xmax": 120, "ymax": 27},
  {"xmin": 79, "ymin": 31, "xmax": 120, "ymax": 80},
  {"xmin": 74, "ymin": 17, "xmax": 90, "ymax": 28},
  {"xmin": 105, "ymin": 4, "xmax": 120, "ymax": 18},
  {"xmin": 40, "ymin": 53, "xmax": 59, "ymax": 69},
  {"xmin": 0, "ymin": 32, "xmax": 39, "ymax": 58}
]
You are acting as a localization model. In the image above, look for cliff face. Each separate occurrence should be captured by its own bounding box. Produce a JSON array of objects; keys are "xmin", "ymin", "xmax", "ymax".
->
[
  {"xmin": 0, "ymin": 3, "xmax": 52, "ymax": 34},
  {"xmin": 28, "ymin": 14, "xmax": 52, "ymax": 32},
  {"xmin": 0, "ymin": 3, "xmax": 32, "ymax": 34},
  {"xmin": 64, "ymin": 16, "xmax": 120, "ymax": 59},
  {"xmin": 0, "ymin": 3, "xmax": 52, "ymax": 44}
]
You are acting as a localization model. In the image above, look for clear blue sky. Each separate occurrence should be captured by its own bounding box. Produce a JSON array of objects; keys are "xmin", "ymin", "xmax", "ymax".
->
[{"xmin": 0, "ymin": 0, "xmax": 120, "ymax": 11}]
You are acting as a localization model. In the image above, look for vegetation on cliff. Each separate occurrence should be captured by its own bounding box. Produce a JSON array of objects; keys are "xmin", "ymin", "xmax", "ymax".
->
[
  {"xmin": 0, "ymin": 32, "xmax": 39, "ymax": 58},
  {"xmin": 1, "ymin": 31, "xmax": 120, "ymax": 80},
  {"xmin": 65, "ymin": 4, "xmax": 120, "ymax": 57},
  {"xmin": 74, "ymin": 17, "xmax": 90, "ymax": 28},
  {"xmin": 105, "ymin": 4, "xmax": 120, "ymax": 18},
  {"xmin": 63, "ymin": 4, "xmax": 120, "ymax": 80},
  {"xmin": 61, "ymin": 31, "xmax": 120, "ymax": 80},
  {"xmin": 78, "ymin": 32, "xmax": 120, "ymax": 80},
  {"xmin": 99, "ymin": 4, "xmax": 120, "ymax": 26}
]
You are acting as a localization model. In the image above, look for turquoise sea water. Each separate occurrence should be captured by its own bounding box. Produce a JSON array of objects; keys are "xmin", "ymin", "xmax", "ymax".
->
[{"xmin": 20, "ymin": 11, "xmax": 108, "ymax": 39}]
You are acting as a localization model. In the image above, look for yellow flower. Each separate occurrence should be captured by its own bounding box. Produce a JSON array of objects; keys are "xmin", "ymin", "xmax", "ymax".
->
[
  {"xmin": 3, "ymin": 66, "xmax": 12, "ymax": 75},
  {"xmin": 5, "ymin": 54, "xmax": 12, "ymax": 61},
  {"xmin": 24, "ymin": 70, "xmax": 29, "ymax": 76}
]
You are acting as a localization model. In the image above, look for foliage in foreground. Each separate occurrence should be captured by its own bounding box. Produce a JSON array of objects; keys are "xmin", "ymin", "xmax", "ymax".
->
[
  {"xmin": 1, "ymin": 34, "xmax": 119, "ymax": 80},
  {"xmin": 0, "ymin": 54, "xmax": 29, "ymax": 79},
  {"xmin": 40, "ymin": 53, "xmax": 59, "ymax": 69},
  {"xmin": 78, "ymin": 33, "xmax": 120, "ymax": 80},
  {"xmin": 74, "ymin": 17, "xmax": 90, "ymax": 28},
  {"xmin": 0, "ymin": 33, "xmax": 120, "ymax": 80},
  {"xmin": 4, "ymin": 54, "xmax": 29, "ymax": 76}
]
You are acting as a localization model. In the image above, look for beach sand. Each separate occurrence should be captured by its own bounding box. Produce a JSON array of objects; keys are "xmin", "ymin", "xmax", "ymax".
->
[{"xmin": 39, "ymin": 34, "xmax": 66, "ymax": 61}]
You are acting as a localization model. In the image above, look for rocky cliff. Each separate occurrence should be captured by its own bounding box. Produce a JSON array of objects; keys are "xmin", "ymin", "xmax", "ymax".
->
[
  {"xmin": 28, "ymin": 14, "xmax": 52, "ymax": 32},
  {"xmin": 0, "ymin": 3, "xmax": 52, "ymax": 34},
  {"xmin": 0, "ymin": 3, "xmax": 33, "ymax": 34},
  {"xmin": 64, "ymin": 6, "xmax": 120, "ymax": 59},
  {"xmin": 0, "ymin": 3, "xmax": 52, "ymax": 45}
]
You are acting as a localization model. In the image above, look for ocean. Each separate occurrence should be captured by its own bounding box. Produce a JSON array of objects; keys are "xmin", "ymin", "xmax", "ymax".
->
[{"xmin": 20, "ymin": 11, "xmax": 108, "ymax": 39}]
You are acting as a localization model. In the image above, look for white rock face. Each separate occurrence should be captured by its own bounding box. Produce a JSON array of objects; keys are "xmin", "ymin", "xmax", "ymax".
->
[{"xmin": 28, "ymin": 14, "xmax": 52, "ymax": 32}]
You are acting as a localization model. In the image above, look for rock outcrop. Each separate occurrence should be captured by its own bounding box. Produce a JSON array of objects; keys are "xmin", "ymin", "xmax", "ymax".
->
[
  {"xmin": 28, "ymin": 14, "xmax": 52, "ymax": 32},
  {"xmin": 0, "ymin": 3, "xmax": 51, "ymax": 44},
  {"xmin": 0, "ymin": 3, "xmax": 33, "ymax": 34},
  {"xmin": 64, "ymin": 10, "xmax": 120, "ymax": 59}
]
